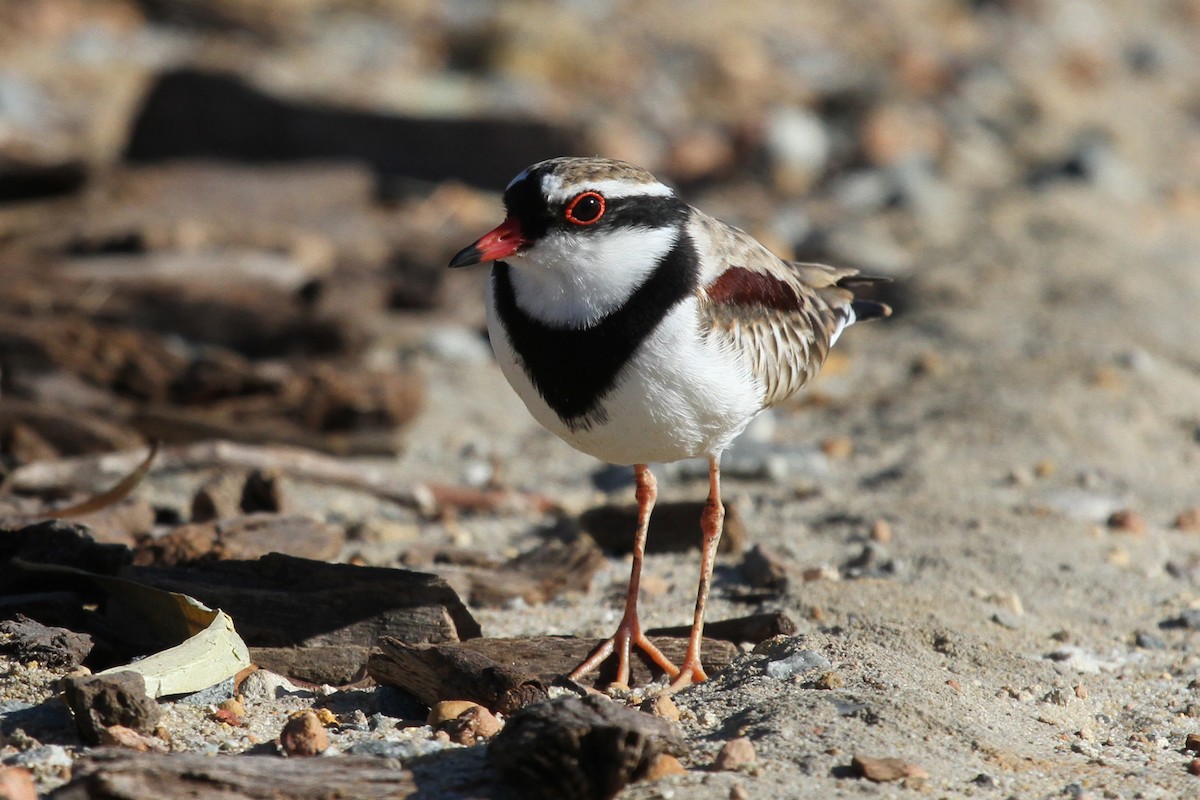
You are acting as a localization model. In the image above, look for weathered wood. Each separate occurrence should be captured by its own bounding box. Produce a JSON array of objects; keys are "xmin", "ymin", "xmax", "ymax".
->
[
  {"xmin": 419, "ymin": 535, "xmax": 607, "ymax": 608},
  {"xmin": 369, "ymin": 635, "xmax": 738, "ymax": 708},
  {"xmin": 647, "ymin": 611, "xmax": 797, "ymax": 644},
  {"xmin": 489, "ymin": 695, "xmax": 684, "ymax": 800},
  {"xmin": 122, "ymin": 553, "xmax": 481, "ymax": 649},
  {"xmin": 369, "ymin": 637, "xmax": 547, "ymax": 715},
  {"xmin": 49, "ymin": 750, "xmax": 418, "ymax": 800},
  {"xmin": 578, "ymin": 499, "xmax": 746, "ymax": 555},
  {"xmin": 132, "ymin": 515, "xmax": 345, "ymax": 567},
  {"xmin": 249, "ymin": 645, "xmax": 371, "ymax": 686}
]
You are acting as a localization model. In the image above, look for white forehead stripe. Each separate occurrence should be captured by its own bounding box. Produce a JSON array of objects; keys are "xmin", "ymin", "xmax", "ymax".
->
[{"xmin": 540, "ymin": 173, "xmax": 673, "ymax": 204}]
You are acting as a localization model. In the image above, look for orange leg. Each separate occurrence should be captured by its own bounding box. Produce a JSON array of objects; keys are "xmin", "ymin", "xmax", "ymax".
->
[
  {"xmin": 569, "ymin": 464, "xmax": 680, "ymax": 687},
  {"xmin": 669, "ymin": 454, "xmax": 724, "ymax": 690}
]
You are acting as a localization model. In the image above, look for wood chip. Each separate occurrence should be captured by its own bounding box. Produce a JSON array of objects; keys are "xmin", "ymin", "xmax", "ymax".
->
[
  {"xmin": 56, "ymin": 750, "xmax": 417, "ymax": 798},
  {"xmin": 647, "ymin": 611, "xmax": 797, "ymax": 645},
  {"xmin": 125, "ymin": 552, "xmax": 481, "ymax": 649}
]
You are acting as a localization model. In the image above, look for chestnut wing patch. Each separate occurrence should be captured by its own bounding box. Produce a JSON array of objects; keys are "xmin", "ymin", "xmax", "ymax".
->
[{"xmin": 705, "ymin": 266, "xmax": 804, "ymax": 312}]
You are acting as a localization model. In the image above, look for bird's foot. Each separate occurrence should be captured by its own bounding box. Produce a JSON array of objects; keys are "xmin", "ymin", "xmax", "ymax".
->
[
  {"xmin": 568, "ymin": 621, "xmax": 680, "ymax": 688},
  {"xmin": 667, "ymin": 658, "xmax": 708, "ymax": 692}
]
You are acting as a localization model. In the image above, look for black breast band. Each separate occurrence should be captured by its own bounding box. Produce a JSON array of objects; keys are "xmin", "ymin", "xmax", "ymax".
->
[{"xmin": 492, "ymin": 234, "xmax": 698, "ymax": 430}]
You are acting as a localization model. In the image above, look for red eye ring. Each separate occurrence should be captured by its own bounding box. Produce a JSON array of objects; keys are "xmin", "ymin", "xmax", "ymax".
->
[{"xmin": 564, "ymin": 191, "xmax": 606, "ymax": 226}]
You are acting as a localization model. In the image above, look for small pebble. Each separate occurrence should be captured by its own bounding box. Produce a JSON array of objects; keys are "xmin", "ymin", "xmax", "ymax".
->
[
  {"xmin": 643, "ymin": 753, "xmax": 687, "ymax": 780},
  {"xmin": 640, "ymin": 694, "xmax": 680, "ymax": 722},
  {"xmin": 440, "ymin": 704, "xmax": 502, "ymax": 744},
  {"xmin": 279, "ymin": 711, "xmax": 328, "ymax": 757},
  {"xmin": 1175, "ymin": 508, "xmax": 1200, "ymax": 532},
  {"xmin": 1190, "ymin": 758, "xmax": 1200, "ymax": 776},
  {"xmin": 714, "ymin": 737, "xmax": 756, "ymax": 771},
  {"xmin": 851, "ymin": 754, "xmax": 928, "ymax": 783},
  {"xmin": 815, "ymin": 671, "xmax": 845, "ymax": 690},
  {"xmin": 1185, "ymin": 733, "xmax": 1200, "ymax": 752},
  {"xmin": 212, "ymin": 698, "xmax": 245, "ymax": 727},
  {"xmin": 763, "ymin": 649, "xmax": 831, "ymax": 679},
  {"xmin": 869, "ymin": 519, "xmax": 892, "ymax": 543},
  {"xmin": 820, "ymin": 437, "xmax": 854, "ymax": 459},
  {"xmin": 427, "ymin": 700, "xmax": 482, "ymax": 726},
  {"xmin": 97, "ymin": 724, "xmax": 166, "ymax": 752},
  {"xmin": 312, "ymin": 708, "xmax": 338, "ymax": 727},
  {"xmin": 1107, "ymin": 509, "xmax": 1147, "ymax": 535},
  {"xmin": 0, "ymin": 767, "xmax": 36, "ymax": 800},
  {"xmin": 1135, "ymin": 631, "xmax": 1167, "ymax": 650},
  {"xmin": 729, "ymin": 785, "xmax": 749, "ymax": 800}
]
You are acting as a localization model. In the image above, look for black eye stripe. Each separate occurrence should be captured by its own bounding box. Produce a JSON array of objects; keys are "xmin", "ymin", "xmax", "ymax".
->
[{"xmin": 502, "ymin": 170, "xmax": 687, "ymax": 241}]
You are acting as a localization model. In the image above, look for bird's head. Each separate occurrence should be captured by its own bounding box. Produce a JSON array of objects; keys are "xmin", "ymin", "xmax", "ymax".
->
[{"xmin": 449, "ymin": 158, "xmax": 690, "ymax": 322}]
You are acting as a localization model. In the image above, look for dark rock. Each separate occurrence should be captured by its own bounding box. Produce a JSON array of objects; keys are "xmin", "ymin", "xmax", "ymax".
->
[
  {"xmin": 0, "ymin": 616, "xmax": 93, "ymax": 669},
  {"xmin": 740, "ymin": 543, "xmax": 792, "ymax": 589},
  {"xmin": 1159, "ymin": 609, "xmax": 1200, "ymax": 631},
  {"xmin": 61, "ymin": 672, "xmax": 161, "ymax": 744},
  {"xmin": 489, "ymin": 695, "xmax": 683, "ymax": 800}
]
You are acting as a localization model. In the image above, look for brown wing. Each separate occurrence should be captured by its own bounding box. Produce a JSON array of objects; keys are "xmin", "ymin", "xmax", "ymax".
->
[{"xmin": 689, "ymin": 211, "xmax": 886, "ymax": 407}]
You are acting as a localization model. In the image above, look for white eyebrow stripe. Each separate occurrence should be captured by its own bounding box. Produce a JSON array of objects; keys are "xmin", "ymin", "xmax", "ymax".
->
[{"xmin": 540, "ymin": 174, "xmax": 674, "ymax": 204}]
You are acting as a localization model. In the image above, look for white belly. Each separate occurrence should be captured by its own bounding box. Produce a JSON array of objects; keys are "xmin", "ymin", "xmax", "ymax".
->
[{"xmin": 487, "ymin": 295, "xmax": 764, "ymax": 465}]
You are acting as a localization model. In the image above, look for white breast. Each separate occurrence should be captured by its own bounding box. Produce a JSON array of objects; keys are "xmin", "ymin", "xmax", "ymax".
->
[{"xmin": 486, "ymin": 292, "xmax": 765, "ymax": 465}]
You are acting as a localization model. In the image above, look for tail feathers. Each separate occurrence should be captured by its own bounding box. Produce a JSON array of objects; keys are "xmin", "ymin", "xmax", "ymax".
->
[
  {"xmin": 837, "ymin": 274, "xmax": 893, "ymax": 323},
  {"xmin": 851, "ymin": 298, "xmax": 892, "ymax": 322}
]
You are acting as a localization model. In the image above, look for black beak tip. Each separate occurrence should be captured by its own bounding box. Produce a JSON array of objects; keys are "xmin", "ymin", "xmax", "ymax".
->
[{"xmin": 448, "ymin": 244, "xmax": 483, "ymax": 269}]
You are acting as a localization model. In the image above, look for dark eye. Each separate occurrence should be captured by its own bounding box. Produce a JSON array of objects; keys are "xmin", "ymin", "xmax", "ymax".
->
[{"xmin": 564, "ymin": 191, "xmax": 606, "ymax": 225}]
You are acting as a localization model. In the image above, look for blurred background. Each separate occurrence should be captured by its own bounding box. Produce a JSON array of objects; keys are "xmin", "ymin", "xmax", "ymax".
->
[{"xmin": 1, "ymin": 0, "xmax": 1198, "ymax": 489}]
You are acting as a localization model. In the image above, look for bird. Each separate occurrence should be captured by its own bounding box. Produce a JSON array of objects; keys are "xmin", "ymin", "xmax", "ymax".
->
[{"xmin": 449, "ymin": 157, "xmax": 890, "ymax": 690}]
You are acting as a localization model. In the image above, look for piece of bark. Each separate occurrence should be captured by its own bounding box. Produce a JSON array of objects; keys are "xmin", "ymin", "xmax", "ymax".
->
[
  {"xmin": 578, "ymin": 499, "xmax": 745, "ymax": 555},
  {"xmin": 132, "ymin": 515, "xmax": 345, "ymax": 566},
  {"xmin": 369, "ymin": 637, "xmax": 548, "ymax": 715},
  {"xmin": 369, "ymin": 635, "xmax": 738, "ymax": 706},
  {"xmin": 489, "ymin": 694, "xmax": 684, "ymax": 800},
  {"xmin": 647, "ymin": 611, "xmax": 797, "ymax": 645},
  {"xmin": 61, "ymin": 672, "xmax": 161, "ymax": 745},
  {"xmin": 0, "ymin": 616, "xmax": 94, "ymax": 669},
  {"xmin": 444, "ymin": 535, "xmax": 606, "ymax": 608},
  {"xmin": 0, "ymin": 521, "xmax": 132, "ymax": 584},
  {"xmin": 122, "ymin": 553, "xmax": 481, "ymax": 649},
  {"xmin": 249, "ymin": 645, "xmax": 371, "ymax": 686},
  {"xmin": 48, "ymin": 751, "xmax": 417, "ymax": 800}
]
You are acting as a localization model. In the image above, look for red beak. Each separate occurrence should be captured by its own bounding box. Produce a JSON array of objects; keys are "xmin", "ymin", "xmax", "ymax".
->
[{"xmin": 448, "ymin": 217, "xmax": 527, "ymax": 268}]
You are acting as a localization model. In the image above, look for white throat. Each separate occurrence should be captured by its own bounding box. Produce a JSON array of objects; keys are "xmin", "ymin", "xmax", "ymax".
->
[{"xmin": 506, "ymin": 224, "xmax": 681, "ymax": 326}]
